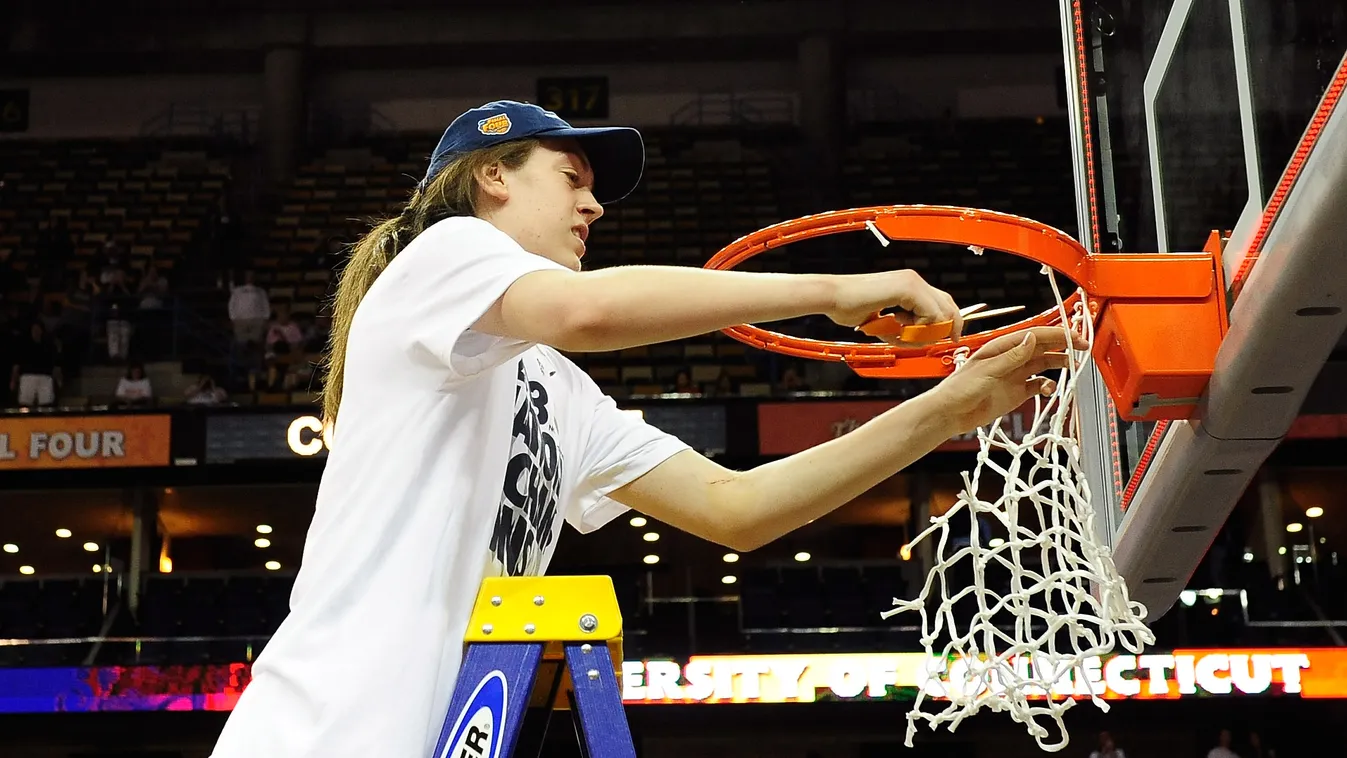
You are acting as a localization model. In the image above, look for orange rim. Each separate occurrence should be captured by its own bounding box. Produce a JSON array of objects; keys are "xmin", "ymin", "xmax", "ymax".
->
[{"xmin": 703, "ymin": 205, "xmax": 1089, "ymax": 369}]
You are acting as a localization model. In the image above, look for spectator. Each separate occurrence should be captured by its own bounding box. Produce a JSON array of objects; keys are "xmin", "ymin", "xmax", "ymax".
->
[
  {"xmin": 136, "ymin": 265, "xmax": 171, "ymax": 357},
  {"xmin": 185, "ymin": 374, "xmax": 228, "ymax": 405},
  {"xmin": 777, "ymin": 364, "xmax": 810, "ymax": 394},
  {"xmin": 250, "ymin": 353, "xmax": 300, "ymax": 395},
  {"xmin": 114, "ymin": 363, "xmax": 154, "ymax": 407},
  {"xmin": 106, "ymin": 302, "xmax": 132, "ymax": 360},
  {"xmin": 292, "ymin": 313, "xmax": 321, "ymax": 352},
  {"xmin": 1089, "ymin": 731, "xmax": 1125, "ymax": 758},
  {"xmin": 265, "ymin": 307, "xmax": 304, "ymax": 356},
  {"xmin": 137, "ymin": 265, "xmax": 169, "ymax": 310},
  {"xmin": 711, "ymin": 367, "xmax": 735, "ymax": 397},
  {"xmin": 1208, "ymin": 729, "xmax": 1239, "ymax": 758},
  {"xmin": 672, "ymin": 369, "xmax": 700, "ymax": 396},
  {"xmin": 98, "ymin": 242, "xmax": 132, "ymax": 297},
  {"xmin": 38, "ymin": 299, "xmax": 64, "ymax": 338},
  {"xmin": 228, "ymin": 270, "xmax": 270, "ymax": 346},
  {"xmin": 10, "ymin": 322, "xmax": 62, "ymax": 408},
  {"xmin": 61, "ymin": 269, "xmax": 100, "ymax": 359},
  {"xmin": 1247, "ymin": 731, "xmax": 1273, "ymax": 758}
]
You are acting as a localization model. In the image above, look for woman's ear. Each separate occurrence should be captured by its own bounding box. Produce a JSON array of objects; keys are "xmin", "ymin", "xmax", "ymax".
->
[{"xmin": 476, "ymin": 161, "xmax": 510, "ymax": 203}]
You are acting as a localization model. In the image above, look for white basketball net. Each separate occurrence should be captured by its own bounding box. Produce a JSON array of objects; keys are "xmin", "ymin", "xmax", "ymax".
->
[{"xmin": 881, "ymin": 266, "xmax": 1155, "ymax": 752}]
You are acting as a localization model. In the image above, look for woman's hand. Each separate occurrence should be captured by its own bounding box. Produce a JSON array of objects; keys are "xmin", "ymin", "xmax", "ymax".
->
[
  {"xmin": 825, "ymin": 270, "xmax": 962, "ymax": 343},
  {"xmin": 930, "ymin": 326, "xmax": 1089, "ymax": 433}
]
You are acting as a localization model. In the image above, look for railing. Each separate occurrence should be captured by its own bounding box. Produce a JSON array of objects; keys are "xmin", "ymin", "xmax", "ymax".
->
[
  {"xmin": 848, "ymin": 89, "xmax": 909, "ymax": 124},
  {"xmin": 140, "ymin": 104, "xmax": 261, "ymax": 143},
  {"xmin": 670, "ymin": 93, "xmax": 797, "ymax": 127},
  {"xmin": 307, "ymin": 101, "xmax": 400, "ymax": 145}
]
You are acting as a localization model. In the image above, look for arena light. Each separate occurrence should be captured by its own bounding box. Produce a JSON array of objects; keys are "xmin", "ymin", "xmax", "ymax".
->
[
  {"xmin": 256, "ymin": 524, "xmax": 273, "ymax": 534},
  {"xmin": 2, "ymin": 544, "xmax": 16, "ymax": 554},
  {"xmin": 629, "ymin": 516, "xmax": 648, "ymax": 528},
  {"xmin": 1179, "ymin": 590, "xmax": 1197, "ymax": 607},
  {"xmin": 1243, "ymin": 551, "xmax": 1254, "ymax": 563},
  {"xmin": 1278, "ymin": 546, "xmax": 1287, "ymax": 555},
  {"xmin": 255, "ymin": 538, "xmax": 271, "ymax": 549},
  {"xmin": 721, "ymin": 575, "xmax": 737, "ymax": 585},
  {"xmin": 92, "ymin": 564, "xmax": 102, "ymax": 574},
  {"xmin": 264, "ymin": 561, "xmax": 281, "ymax": 571},
  {"xmin": 643, "ymin": 532, "xmax": 660, "ymax": 543},
  {"xmin": 1286, "ymin": 522, "xmax": 1304, "ymax": 534},
  {"xmin": 82, "ymin": 542, "xmax": 99, "ymax": 552},
  {"xmin": 899, "ymin": 544, "xmax": 912, "ymax": 561},
  {"xmin": 1306, "ymin": 506, "xmax": 1324, "ymax": 518},
  {"xmin": 793, "ymin": 552, "xmax": 811, "ymax": 562},
  {"xmin": 642, "ymin": 554, "xmax": 660, "ymax": 565},
  {"xmin": 18, "ymin": 566, "xmax": 34, "ymax": 575},
  {"xmin": 988, "ymin": 538, "xmax": 1006, "ymax": 548},
  {"xmin": 55, "ymin": 529, "xmax": 72, "ymax": 539},
  {"xmin": 722, "ymin": 553, "xmax": 739, "ymax": 563}
]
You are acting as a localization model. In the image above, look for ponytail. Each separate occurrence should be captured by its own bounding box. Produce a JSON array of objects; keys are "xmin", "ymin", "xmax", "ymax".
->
[{"xmin": 320, "ymin": 138, "xmax": 539, "ymax": 423}]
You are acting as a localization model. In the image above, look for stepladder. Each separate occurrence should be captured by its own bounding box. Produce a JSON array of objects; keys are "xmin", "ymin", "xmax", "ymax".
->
[{"xmin": 430, "ymin": 576, "xmax": 636, "ymax": 758}]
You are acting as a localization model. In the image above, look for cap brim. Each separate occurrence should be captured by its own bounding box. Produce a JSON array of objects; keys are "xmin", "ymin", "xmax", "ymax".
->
[{"xmin": 536, "ymin": 126, "xmax": 645, "ymax": 204}]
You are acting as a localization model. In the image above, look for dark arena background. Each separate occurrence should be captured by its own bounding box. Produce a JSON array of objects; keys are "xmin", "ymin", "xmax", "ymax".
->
[{"xmin": 2, "ymin": 1, "xmax": 1347, "ymax": 756}]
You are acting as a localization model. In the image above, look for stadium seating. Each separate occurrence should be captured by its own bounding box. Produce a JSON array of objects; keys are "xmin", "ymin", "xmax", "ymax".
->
[{"xmin": 0, "ymin": 138, "xmax": 232, "ymax": 299}]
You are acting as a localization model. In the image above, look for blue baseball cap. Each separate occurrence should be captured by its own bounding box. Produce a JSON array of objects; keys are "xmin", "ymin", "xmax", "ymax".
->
[{"xmin": 422, "ymin": 100, "xmax": 645, "ymax": 204}]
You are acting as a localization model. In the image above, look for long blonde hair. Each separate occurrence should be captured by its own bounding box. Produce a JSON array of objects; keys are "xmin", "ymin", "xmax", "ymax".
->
[{"xmin": 321, "ymin": 138, "xmax": 540, "ymax": 422}]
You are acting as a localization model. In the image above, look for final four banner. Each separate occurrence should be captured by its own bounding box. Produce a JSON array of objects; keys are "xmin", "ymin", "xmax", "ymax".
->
[{"xmin": 0, "ymin": 649, "xmax": 1344, "ymax": 713}]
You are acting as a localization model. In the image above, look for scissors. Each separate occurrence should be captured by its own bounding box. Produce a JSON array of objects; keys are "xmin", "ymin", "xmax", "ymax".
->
[{"xmin": 858, "ymin": 302, "xmax": 1027, "ymax": 344}]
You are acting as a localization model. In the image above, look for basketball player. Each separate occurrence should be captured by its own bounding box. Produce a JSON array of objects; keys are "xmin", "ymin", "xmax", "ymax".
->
[{"xmin": 210, "ymin": 100, "xmax": 1080, "ymax": 757}]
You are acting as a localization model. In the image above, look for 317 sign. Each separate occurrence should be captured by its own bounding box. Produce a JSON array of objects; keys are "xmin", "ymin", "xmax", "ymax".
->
[{"xmin": 537, "ymin": 77, "xmax": 609, "ymax": 120}]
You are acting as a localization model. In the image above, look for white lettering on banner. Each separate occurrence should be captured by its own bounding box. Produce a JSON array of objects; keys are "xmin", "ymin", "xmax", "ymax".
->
[
  {"xmin": 828, "ymin": 660, "xmax": 868, "ymax": 698},
  {"xmin": 645, "ymin": 660, "xmax": 681, "ymax": 700},
  {"xmin": 1228, "ymin": 654, "xmax": 1271, "ymax": 694},
  {"xmin": 683, "ymin": 660, "xmax": 715, "ymax": 701},
  {"xmin": 1275, "ymin": 653, "xmax": 1311, "ymax": 693},
  {"xmin": 1196, "ymin": 654, "xmax": 1232, "ymax": 694},
  {"xmin": 620, "ymin": 652, "xmax": 1317, "ymax": 703},
  {"xmin": 773, "ymin": 659, "xmax": 810, "ymax": 699},
  {"xmin": 27, "ymin": 431, "xmax": 125, "ymax": 461},
  {"xmin": 711, "ymin": 659, "xmax": 735, "ymax": 700},
  {"xmin": 1104, "ymin": 655, "xmax": 1141, "ymax": 696},
  {"xmin": 287, "ymin": 415, "xmax": 327, "ymax": 456},
  {"xmin": 1175, "ymin": 654, "xmax": 1198, "ymax": 695},
  {"xmin": 620, "ymin": 661, "xmax": 646, "ymax": 699},
  {"xmin": 0, "ymin": 433, "xmax": 14, "ymax": 460},
  {"xmin": 738, "ymin": 661, "xmax": 772, "ymax": 699},
  {"xmin": 1138, "ymin": 654, "xmax": 1175, "ymax": 695}
]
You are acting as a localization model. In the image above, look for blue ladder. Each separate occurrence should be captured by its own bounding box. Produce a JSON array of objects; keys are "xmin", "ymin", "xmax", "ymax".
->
[{"xmin": 431, "ymin": 576, "xmax": 636, "ymax": 758}]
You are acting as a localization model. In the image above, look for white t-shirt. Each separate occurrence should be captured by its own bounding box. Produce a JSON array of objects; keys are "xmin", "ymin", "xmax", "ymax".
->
[
  {"xmin": 211, "ymin": 217, "xmax": 690, "ymax": 758},
  {"xmin": 115, "ymin": 377, "xmax": 153, "ymax": 401}
]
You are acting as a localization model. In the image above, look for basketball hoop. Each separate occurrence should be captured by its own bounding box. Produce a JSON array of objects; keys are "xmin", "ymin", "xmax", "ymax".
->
[
  {"xmin": 704, "ymin": 205, "xmax": 1228, "ymax": 422},
  {"xmin": 703, "ymin": 206, "xmax": 1232, "ymax": 750}
]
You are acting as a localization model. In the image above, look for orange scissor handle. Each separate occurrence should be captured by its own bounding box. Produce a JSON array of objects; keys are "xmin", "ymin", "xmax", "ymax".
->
[{"xmin": 857, "ymin": 314, "xmax": 955, "ymax": 343}]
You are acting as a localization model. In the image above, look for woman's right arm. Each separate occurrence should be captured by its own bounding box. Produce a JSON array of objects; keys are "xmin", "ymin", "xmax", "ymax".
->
[{"xmin": 473, "ymin": 265, "xmax": 961, "ymax": 353}]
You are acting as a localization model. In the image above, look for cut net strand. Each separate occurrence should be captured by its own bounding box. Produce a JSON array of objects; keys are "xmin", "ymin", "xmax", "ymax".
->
[{"xmin": 881, "ymin": 266, "xmax": 1155, "ymax": 752}]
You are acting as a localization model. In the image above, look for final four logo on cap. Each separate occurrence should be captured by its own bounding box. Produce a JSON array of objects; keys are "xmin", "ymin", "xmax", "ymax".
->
[{"xmin": 477, "ymin": 113, "xmax": 512, "ymax": 136}]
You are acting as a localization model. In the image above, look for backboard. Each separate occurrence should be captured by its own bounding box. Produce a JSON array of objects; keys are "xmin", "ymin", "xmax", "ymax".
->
[{"xmin": 1058, "ymin": 0, "xmax": 1347, "ymax": 618}]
